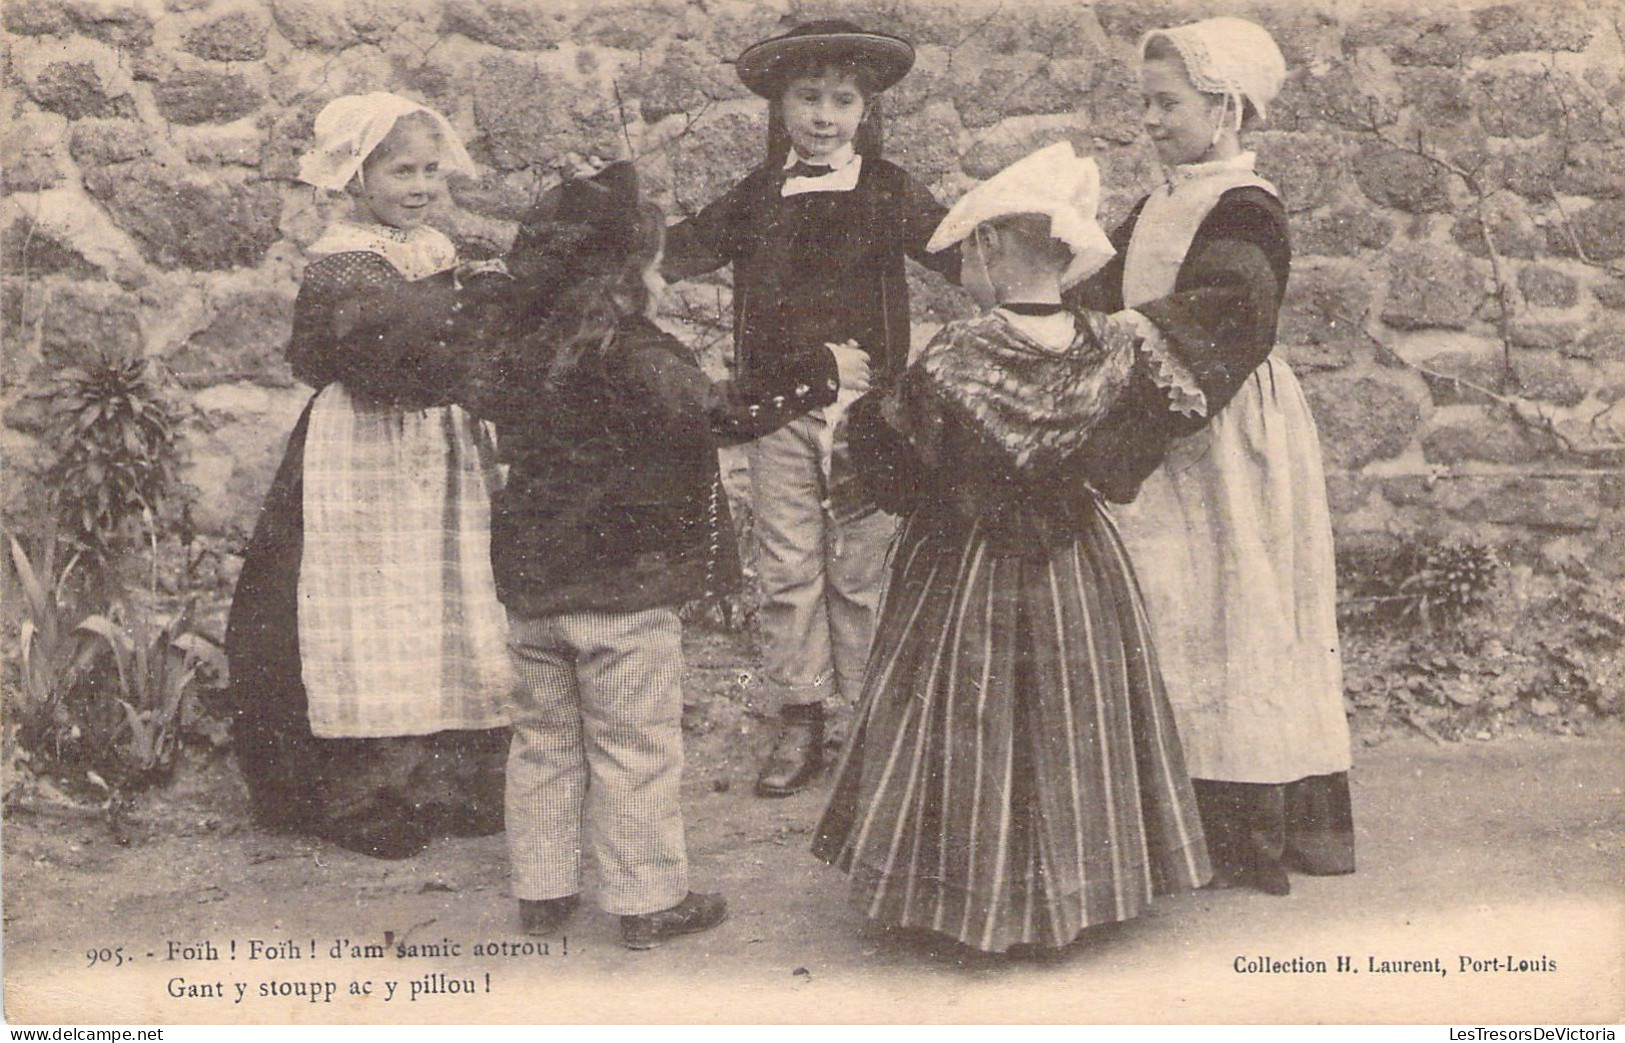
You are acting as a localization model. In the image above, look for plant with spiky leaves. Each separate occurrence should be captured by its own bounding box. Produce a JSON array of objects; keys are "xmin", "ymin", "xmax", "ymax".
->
[{"xmin": 43, "ymin": 353, "xmax": 184, "ymax": 562}]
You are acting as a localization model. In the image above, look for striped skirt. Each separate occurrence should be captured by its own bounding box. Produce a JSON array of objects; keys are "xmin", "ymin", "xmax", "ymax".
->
[{"xmin": 812, "ymin": 502, "xmax": 1211, "ymax": 953}]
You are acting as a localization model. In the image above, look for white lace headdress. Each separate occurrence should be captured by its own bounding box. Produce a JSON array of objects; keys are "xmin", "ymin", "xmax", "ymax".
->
[
  {"xmin": 927, "ymin": 142, "xmax": 1116, "ymax": 288},
  {"xmin": 1141, "ymin": 16, "xmax": 1286, "ymax": 124},
  {"xmin": 297, "ymin": 92, "xmax": 476, "ymax": 192}
]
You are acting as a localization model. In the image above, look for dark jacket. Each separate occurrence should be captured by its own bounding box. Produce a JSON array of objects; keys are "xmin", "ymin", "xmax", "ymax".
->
[
  {"xmin": 475, "ymin": 315, "xmax": 839, "ymax": 618},
  {"xmin": 1064, "ymin": 185, "xmax": 1291, "ymax": 502},
  {"xmin": 663, "ymin": 157, "xmax": 960, "ymax": 389}
]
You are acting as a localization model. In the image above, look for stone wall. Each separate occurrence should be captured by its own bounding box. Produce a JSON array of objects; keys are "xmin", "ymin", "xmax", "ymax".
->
[{"xmin": 4, "ymin": 0, "xmax": 1622, "ymax": 590}]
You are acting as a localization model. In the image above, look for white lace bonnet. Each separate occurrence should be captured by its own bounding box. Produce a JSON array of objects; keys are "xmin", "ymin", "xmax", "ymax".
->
[
  {"xmin": 1141, "ymin": 16, "xmax": 1287, "ymax": 124},
  {"xmin": 927, "ymin": 142, "xmax": 1116, "ymax": 288},
  {"xmin": 297, "ymin": 92, "xmax": 476, "ymax": 192}
]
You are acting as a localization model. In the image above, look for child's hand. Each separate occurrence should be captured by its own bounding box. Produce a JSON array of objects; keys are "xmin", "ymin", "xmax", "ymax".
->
[{"xmin": 827, "ymin": 340, "xmax": 871, "ymax": 396}]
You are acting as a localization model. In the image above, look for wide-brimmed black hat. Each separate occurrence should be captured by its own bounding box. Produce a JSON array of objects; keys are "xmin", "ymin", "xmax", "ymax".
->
[
  {"xmin": 736, "ymin": 20, "xmax": 915, "ymax": 98},
  {"xmin": 541, "ymin": 161, "xmax": 640, "ymax": 255},
  {"xmin": 509, "ymin": 161, "xmax": 644, "ymax": 302}
]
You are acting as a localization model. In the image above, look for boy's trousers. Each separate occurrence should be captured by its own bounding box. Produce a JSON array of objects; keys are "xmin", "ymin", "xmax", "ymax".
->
[
  {"xmin": 504, "ymin": 607, "xmax": 687, "ymax": 916},
  {"xmin": 750, "ymin": 413, "xmax": 896, "ymax": 711}
]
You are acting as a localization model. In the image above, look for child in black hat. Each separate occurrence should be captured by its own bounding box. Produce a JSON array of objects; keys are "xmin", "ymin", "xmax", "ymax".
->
[
  {"xmin": 471, "ymin": 162, "xmax": 872, "ymax": 949},
  {"xmin": 663, "ymin": 19, "xmax": 960, "ymax": 799}
]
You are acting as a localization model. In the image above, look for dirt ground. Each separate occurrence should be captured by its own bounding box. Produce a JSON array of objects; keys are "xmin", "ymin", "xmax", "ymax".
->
[{"xmin": 3, "ymin": 628, "xmax": 1622, "ymax": 1026}]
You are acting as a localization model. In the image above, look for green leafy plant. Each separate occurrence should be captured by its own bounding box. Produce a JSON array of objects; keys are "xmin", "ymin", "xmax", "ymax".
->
[
  {"xmin": 1339, "ymin": 537, "xmax": 1499, "ymax": 635},
  {"xmin": 1510, "ymin": 572, "xmax": 1625, "ymax": 720},
  {"xmin": 5, "ymin": 355, "xmax": 226, "ymax": 815},
  {"xmin": 74, "ymin": 605, "xmax": 217, "ymax": 790},
  {"xmin": 5, "ymin": 529, "xmax": 104, "ymax": 769},
  {"xmin": 6, "ymin": 524, "xmax": 228, "ymax": 807},
  {"xmin": 1340, "ymin": 539, "xmax": 1623, "ymax": 741},
  {"xmin": 1398, "ymin": 539, "xmax": 1500, "ymax": 631},
  {"xmin": 44, "ymin": 353, "xmax": 184, "ymax": 561}
]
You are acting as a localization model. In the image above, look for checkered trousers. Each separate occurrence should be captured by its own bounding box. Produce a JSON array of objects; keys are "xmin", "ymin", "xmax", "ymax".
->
[{"xmin": 504, "ymin": 607, "xmax": 688, "ymax": 916}]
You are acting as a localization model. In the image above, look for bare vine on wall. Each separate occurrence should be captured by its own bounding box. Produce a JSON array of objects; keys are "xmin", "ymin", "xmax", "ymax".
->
[{"xmin": 1337, "ymin": 50, "xmax": 1625, "ymax": 461}]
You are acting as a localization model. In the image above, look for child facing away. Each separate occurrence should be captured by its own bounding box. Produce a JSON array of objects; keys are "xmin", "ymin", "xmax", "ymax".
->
[
  {"xmin": 662, "ymin": 20, "xmax": 960, "ymax": 798},
  {"xmin": 468, "ymin": 162, "xmax": 872, "ymax": 949},
  {"xmin": 1068, "ymin": 17, "xmax": 1355, "ymax": 895},
  {"xmin": 812, "ymin": 143, "xmax": 1211, "ymax": 954},
  {"xmin": 227, "ymin": 93, "xmax": 515, "ymax": 859}
]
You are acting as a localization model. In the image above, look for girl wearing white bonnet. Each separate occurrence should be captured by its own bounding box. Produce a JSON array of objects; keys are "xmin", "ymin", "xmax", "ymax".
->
[
  {"xmin": 814, "ymin": 143, "xmax": 1212, "ymax": 953},
  {"xmin": 227, "ymin": 93, "xmax": 516, "ymax": 859},
  {"xmin": 1069, "ymin": 16, "xmax": 1356, "ymax": 895}
]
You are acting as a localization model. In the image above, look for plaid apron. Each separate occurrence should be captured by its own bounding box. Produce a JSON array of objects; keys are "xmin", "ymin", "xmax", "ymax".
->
[{"xmin": 297, "ymin": 224, "xmax": 515, "ymax": 738}]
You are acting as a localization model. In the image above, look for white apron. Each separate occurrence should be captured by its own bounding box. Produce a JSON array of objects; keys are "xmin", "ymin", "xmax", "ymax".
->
[{"xmin": 1114, "ymin": 155, "xmax": 1351, "ymax": 783}]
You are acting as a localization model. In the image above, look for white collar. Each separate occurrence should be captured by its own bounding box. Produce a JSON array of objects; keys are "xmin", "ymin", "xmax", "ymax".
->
[
  {"xmin": 1162, "ymin": 150, "xmax": 1257, "ymax": 190},
  {"xmin": 781, "ymin": 146, "xmax": 862, "ymax": 197},
  {"xmin": 783, "ymin": 144, "xmax": 857, "ymax": 171}
]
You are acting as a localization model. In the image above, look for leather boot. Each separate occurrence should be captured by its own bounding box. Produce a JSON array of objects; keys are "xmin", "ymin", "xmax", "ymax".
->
[
  {"xmin": 754, "ymin": 703, "xmax": 825, "ymax": 797},
  {"xmin": 621, "ymin": 891, "xmax": 728, "ymax": 950}
]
